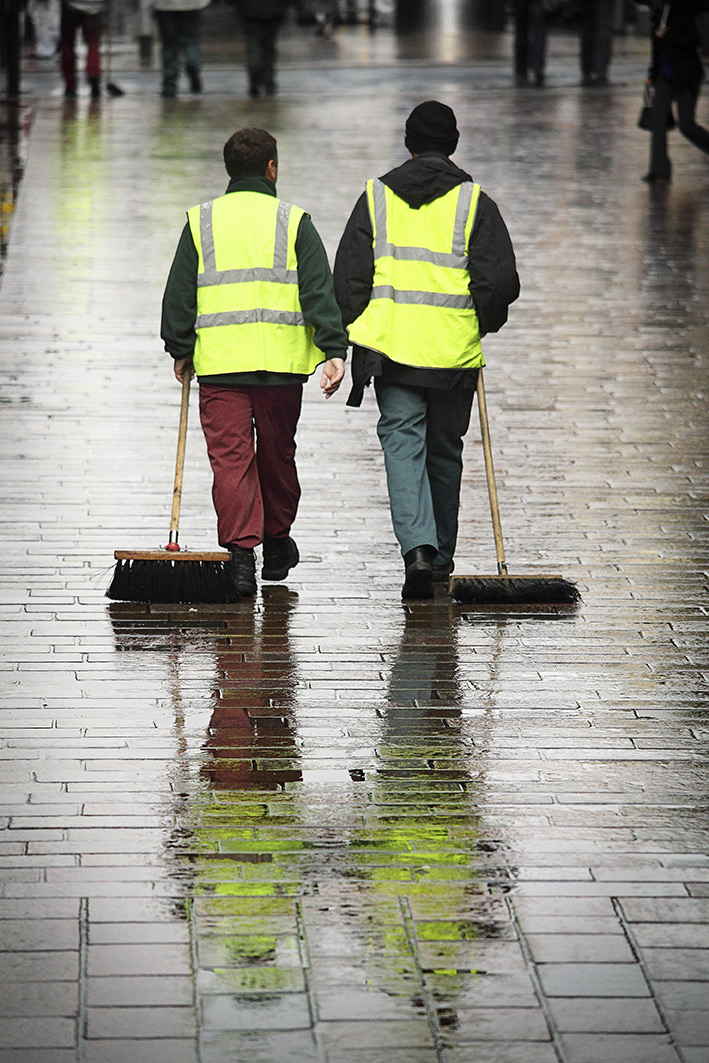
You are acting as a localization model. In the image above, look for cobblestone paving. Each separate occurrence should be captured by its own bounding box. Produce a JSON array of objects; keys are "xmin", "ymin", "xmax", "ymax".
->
[{"xmin": 1, "ymin": 38, "xmax": 709, "ymax": 1063}]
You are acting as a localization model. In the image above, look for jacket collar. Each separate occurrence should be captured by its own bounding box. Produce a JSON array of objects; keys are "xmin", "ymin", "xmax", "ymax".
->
[
  {"xmin": 225, "ymin": 176, "xmax": 277, "ymax": 196},
  {"xmin": 381, "ymin": 153, "xmax": 473, "ymax": 209}
]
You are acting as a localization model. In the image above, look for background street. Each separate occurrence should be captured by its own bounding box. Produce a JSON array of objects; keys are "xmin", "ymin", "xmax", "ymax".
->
[{"xmin": 1, "ymin": 14, "xmax": 709, "ymax": 1062}]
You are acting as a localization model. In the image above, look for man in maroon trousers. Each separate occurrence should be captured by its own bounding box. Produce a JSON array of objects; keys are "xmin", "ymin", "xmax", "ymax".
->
[{"xmin": 161, "ymin": 128, "xmax": 347, "ymax": 599}]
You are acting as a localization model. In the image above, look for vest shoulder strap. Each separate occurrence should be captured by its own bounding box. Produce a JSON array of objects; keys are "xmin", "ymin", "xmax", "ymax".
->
[
  {"xmin": 189, "ymin": 193, "xmax": 304, "ymax": 286},
  {"xmin": 366, "ymin": 178, "xmax": 481, "ymax": 268}
]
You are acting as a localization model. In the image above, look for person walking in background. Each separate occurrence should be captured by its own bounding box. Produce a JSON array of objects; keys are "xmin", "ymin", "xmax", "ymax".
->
[
  {"xmin": 233, "ymin": 0, "xmax": 289, "ymax": 98},
  {"xmin": 161, "ymin": 128, "xmax": 347, "ymax": 600},
  {"xmin": 334, "ymin": 102, "xmax": 519, "ymax": 600},
  {"xmin": 29, "ymin": 0, "xmax": 60, "ymax": 59},
  {"xmin": 152, "ymin": 0, "xmax": 210, "ymax": 98},
  {"xmin": 580, "ymin": 0, "xmax": 614, "ymax": 85},
  {"xmin": 637, "ymin": 0, "xmax": 709, "ymax": 183},
  {"xmin": 313, "ymin": 0, "xmax": 337, "ymax": 37},
  {"xmin": 60, "ymin": 0, "xmax": 105, "ymax": 97},
  {"xmin": 514, "ymin": 0, "xmax": 549, "ymax": 85}
]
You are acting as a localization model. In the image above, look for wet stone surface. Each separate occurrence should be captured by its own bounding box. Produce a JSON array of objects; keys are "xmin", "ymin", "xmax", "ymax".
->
[{"xmin": 1, "ymin": 28, "xmax": 709, "ymax": 1063}]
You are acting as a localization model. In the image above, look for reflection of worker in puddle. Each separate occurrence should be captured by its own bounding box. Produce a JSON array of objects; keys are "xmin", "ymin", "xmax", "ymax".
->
[
  {"xmin": 202, "ymin": 586, "xmax": 301, "ymax": 792},
  {"xmin": 192, "ymin": 589, "xmax": 307, "ymax": 981},
  {"xmin": 378, "ymin": 601, "xmax": 515, "ymax": 1044},
  {"xmin": 339, "ymin": 598, "xmax": 491, "ymax": 1036},
  {"xmin": 380, "ymin": 597, "xmax": 474, "ymax": 837},
  {"xmin": 107, "ymin": 595, "xmax": 305, "ymax": 984},
  {"xmin": 387, "ymin": 597, "xmax": 464, "ymax": 709}
]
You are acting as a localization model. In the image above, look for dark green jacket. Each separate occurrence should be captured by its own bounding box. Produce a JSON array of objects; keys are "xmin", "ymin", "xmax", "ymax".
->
[{"xmin": 161, "ymin": 176, "xmax": 348, "ymax": 386}]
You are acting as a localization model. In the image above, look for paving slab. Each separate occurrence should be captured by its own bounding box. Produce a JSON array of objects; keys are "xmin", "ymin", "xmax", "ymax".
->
[{"xmin": 1, "ymin": 12, "xmax": 709, "ymax": 1063}]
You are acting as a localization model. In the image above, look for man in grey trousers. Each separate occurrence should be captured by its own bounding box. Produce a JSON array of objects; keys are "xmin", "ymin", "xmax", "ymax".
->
[{"xmin": 334, "ymin": 101, "xmax": 519, "ymax": 599}]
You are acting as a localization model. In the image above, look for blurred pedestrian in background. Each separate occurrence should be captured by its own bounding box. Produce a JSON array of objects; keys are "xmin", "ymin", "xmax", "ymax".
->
[
  {"xmin": 233, "ymin": 0, "xmax": 290, "ymax": 98},
  {"xmin": 514, "ymin": 0, "xmax": 549, "ymax": 85},
  {"xmin": 161, "ymin": 128, "xmax": 347, "ymax": 599},
  {"xmin": 28, "ymin": 0, "xmax": 60, "ymax": 58},
  {"xmin": 295, "ymin": 0, "xmax": 336, "ymax": 36},
  {"xmin": 153, "ymin": 0, "xmax": 210, "ymax": 97},
  {"xmin": 637, "ymin": 0, "xmax": 709, "ymax": 182},
  {"xmin": 60, "ymin": 0, "xmax": 105, "ymax": 97},
  {"xmin": 334, "ymin": 102, "xmax": 519, "ymax": 599},
  {"xmin": 313, "ymin": 0, "xmax": 337, "ymax": 37},
  {"xmin": 580, "ymin": 0, "xmax": 613, "ymax": 84}
]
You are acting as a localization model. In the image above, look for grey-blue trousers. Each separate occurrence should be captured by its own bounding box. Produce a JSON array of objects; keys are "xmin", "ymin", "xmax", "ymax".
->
[
  {"xmin": 374, "ymin": 379, "xmax": 475, "ymax": 567},
  {"xmin": 155, "ymin": 9, "xmax": 201, "ymax": 93}
]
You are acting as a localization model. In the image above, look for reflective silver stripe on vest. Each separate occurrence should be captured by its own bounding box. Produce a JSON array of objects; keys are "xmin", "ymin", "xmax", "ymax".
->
[
  {"xmin": 370, "ymin": 286, "xmax": 473, "ymax": 310},
  {"xmin": 371, "ymin": 178, "xmax": 476, "ymax": 268},
  {"xmin": 452, "ymin": 181, "xmax": 475, "ymax": 258},
  {"xmin": 197, "ymin": 199, "xmax": 298, "ymax": 288},
  {"xmin": 200, "ymin": 201, "xmax": 217, "ymax": 272},
  {"xmin": 198, "ymin": 267, "xmax": 299, "ymax": 286},
  {"xmin": 274, "ymin": 201, "xmax": 291, "ymax": 270},
  {"xmin": 195, "ymin": 309, "xmax": 306, "ymax": 328}
]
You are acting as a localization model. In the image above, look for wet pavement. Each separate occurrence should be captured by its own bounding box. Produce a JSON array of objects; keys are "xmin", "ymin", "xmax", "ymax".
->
[{"xmin": 2, "ymin": 20, "xmax": 709, "ymax": 1063}]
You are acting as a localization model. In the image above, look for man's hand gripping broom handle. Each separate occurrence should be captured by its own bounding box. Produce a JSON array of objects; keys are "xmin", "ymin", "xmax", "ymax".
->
[
  {"xmin": 166, "ymin": 371, "xmax": 191, "ymax": 552},
  {"xmin": 477, "ymin": 369, "xmax": 509, "ymax": 577}
]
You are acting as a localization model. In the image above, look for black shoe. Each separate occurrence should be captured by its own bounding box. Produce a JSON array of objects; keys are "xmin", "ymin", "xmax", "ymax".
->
[
  {"xmin": 432, "ymin": 559, "xmax": 454, "ymax": 584},
  {"xmin": 227, "ymin": 546, "xmax": 257, "ymax": 598},
  {"xmin": 186, "ymin": 64, "xmax": 202, "ymax": 92},
  {"xmin": 89, "ymin": 77, "xmax": 101, "ymax": 99},
  {"xmin": 402, "ymin": 546, "xmax": 434, "ymax": 600},
  {"xmin": 262, "ymin": 536, "xmax": 299, "ymax": 581}
]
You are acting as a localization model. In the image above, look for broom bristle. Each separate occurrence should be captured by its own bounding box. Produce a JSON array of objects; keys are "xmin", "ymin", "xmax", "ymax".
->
[
  {"xmin": 106, "ymin": 558, "xmax": 239, "ymax": 604},
  {"xmin": 451, "ymin": 575, "xmax": 581, "ymax": 605}
]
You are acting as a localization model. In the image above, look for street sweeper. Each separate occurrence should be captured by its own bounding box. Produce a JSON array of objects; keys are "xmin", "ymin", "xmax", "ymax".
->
[
  {"xmin": 334, "ymin": 101, "xmax": 521, "ymax": 600},
  {"xmin": 160, "ymin": 127, "xmax": 348, "ymax": 601}
]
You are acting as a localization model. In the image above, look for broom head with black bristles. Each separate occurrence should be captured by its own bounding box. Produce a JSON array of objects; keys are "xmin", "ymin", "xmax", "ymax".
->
[
  {"xmin": 450, "ymin": 573, "xmax": 581, "ymax": 605},
  {"xmin": 451, "ymin": 371, "xmax": 582, "ymax": 608},
  {"xmin": 107, "ymin": 549, "xmax": 237, "ymax": 604}
]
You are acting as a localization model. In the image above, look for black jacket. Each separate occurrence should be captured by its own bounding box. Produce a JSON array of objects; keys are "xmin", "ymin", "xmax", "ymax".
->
[
  {"xmin": 638, "ymin": 0, "xmax": 708, "ymax": 86},
  {"xmin": 333, "ymin": 152, "xmax": 520, "ymax": 406}
]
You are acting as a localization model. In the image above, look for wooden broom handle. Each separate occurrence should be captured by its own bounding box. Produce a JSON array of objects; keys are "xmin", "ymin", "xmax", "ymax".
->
[
  {"xmin": 168, "ymin": 371, "xmax": 191, "ymax": 547},
  {"xmin": 476, "ymin": 369, "xmax": 508, "ymax": 577}
]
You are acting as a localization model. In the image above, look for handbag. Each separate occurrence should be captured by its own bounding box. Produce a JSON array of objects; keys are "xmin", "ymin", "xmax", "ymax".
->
[
  {"xmin": 638, "ymin": 83, "xmax": 676, "ymax": 131},
  {"xmin": 639, "ymin": 4, "xmax": 676, "ymax": 130}
]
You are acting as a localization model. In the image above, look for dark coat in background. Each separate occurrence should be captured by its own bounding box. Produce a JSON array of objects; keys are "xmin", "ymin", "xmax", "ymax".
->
[{"xmin": 640, "ymin": 0, "xmax": 709, "ymax": 86}]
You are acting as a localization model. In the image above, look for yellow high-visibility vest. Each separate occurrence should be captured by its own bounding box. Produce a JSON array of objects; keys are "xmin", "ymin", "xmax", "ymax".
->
[
  {"xmin": 187, "ymin": 192, "xmax": 324, "ymax": 376},
  {"xmin": 348, "ymin": 179, "xmax": 485, "ymax": 370}
]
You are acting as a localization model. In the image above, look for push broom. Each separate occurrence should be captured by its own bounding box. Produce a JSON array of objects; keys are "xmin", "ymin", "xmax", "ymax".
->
[
  {"xmin": 450, "ymin": 370, "xmax": 580, "ymax": 605},
  {"xmin": 107, "ymin": 372, "xmax": 237, "ymax": 604}
]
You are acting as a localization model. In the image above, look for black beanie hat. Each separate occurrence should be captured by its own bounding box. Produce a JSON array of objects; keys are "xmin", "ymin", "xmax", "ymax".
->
[{"xmin": 405, "ymin": 100, "xmax": 459, "ymax": 156}]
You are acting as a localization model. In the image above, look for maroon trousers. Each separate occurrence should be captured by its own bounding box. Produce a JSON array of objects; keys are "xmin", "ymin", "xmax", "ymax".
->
[
  {"xmin": 60, "ymin": 4, "xmax": 101, "ymax": 90},
  {"xmin": 198, "ymin": 383, "xmax": 303, "ymax": 550}
]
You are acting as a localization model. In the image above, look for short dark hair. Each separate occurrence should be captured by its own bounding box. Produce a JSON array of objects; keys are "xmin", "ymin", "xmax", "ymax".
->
[{"xmin": 223, "ymin": 128, "xmax": 278, "ymax": 179}]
